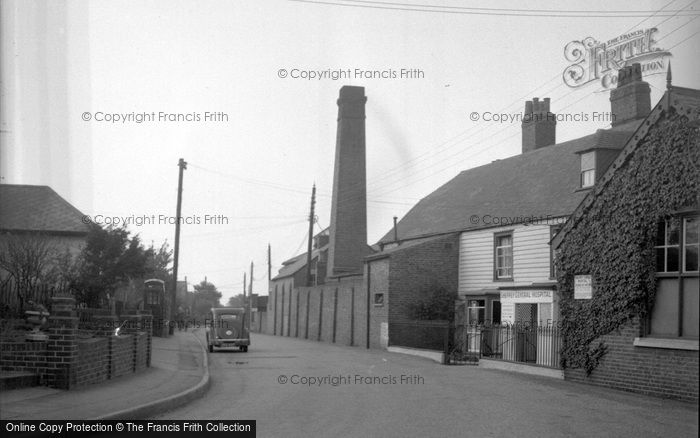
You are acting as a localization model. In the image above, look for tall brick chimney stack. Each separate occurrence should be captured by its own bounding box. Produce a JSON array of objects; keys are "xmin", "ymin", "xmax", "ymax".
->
[
  {"xmin": 522, "ymin": 97, "xmax": 556, "ymax": 153},
  {"xmin": 610, "ymin": 63, "xmax": 651, "ymax": 127},
  {"xmin": 327, "ymin": 86, "xmax": 369, "ymax": 277}
]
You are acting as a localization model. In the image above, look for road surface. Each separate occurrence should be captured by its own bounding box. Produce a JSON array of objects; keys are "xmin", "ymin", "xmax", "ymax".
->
[{"xmin": 154, "ymin": 331, "xmax": 698, "ymax": 438}]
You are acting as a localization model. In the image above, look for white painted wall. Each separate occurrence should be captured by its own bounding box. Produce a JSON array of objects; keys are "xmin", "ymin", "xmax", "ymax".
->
[{"xmin": 458, "ymin": 223, "xmax": 556, "ymax": 294}]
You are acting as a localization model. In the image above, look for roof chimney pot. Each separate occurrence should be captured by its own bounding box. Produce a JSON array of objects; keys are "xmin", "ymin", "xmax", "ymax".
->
[
  {"xmin": 610, "ymin": 63, "xmax": 651, "ymax": 127},
  {"xmin": 522, "ymin": 97, "xmax": 556, "ymax": 154}
]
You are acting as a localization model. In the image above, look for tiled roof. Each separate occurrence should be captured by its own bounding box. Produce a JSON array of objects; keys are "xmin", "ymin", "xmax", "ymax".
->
[
  {"xmin": 0, "ymin": 184, "xmax": 90, "ymax": 235},
  {"xmin": 377, "ymin": 124, "xmax": 639, "ymax": 244},
  {"xmin": 552, "ymin": 86, "xmax": 700, "ymax": 249},
  {"xmin": 272, "ymin": 245, "xmax": 327, "ymax": 280}
]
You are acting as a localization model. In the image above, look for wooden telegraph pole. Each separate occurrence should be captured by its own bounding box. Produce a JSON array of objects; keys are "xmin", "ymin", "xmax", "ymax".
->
[
  {"xmin": 305, "ymin": 184, "xmax": 316, "ymax": 286},
  {"xmin": 268, "ymin": 244, "xmax": 272, "ymax": 291},
  {"xmin": 171, "ymin": 158, "xmax": 187, "ymax": 332},
  {"xmin": 249, "ymin": 261, "xmax": 254, "ymax": 329}
]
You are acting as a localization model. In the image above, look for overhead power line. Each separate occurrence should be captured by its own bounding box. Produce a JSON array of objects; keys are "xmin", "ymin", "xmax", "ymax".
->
[{"xmin": 288, "ymin": 0, "xmax": 700, "ymax": 18}]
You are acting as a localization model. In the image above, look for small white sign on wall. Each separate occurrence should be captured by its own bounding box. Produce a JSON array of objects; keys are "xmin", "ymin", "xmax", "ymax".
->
[{"xmin": 574, "ymin": 275, "xmax": 593, "ymax": 299}]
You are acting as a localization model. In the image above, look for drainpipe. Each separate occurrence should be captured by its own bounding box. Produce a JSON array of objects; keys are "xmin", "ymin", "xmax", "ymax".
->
[{"xmin": 366, "ymin": 262, "xmax": 371, "ymax": 349}]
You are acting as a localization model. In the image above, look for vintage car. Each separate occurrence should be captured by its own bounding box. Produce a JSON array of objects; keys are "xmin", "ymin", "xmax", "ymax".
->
[{"xmin": 205, "ymin": 307, "xmax": 250, "ymax": 352}]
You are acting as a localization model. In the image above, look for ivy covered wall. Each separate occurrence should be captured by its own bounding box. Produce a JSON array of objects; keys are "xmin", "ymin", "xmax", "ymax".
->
[{"xmin": 556, "ymin": 108, "xmax": 700, "ymax": 373}]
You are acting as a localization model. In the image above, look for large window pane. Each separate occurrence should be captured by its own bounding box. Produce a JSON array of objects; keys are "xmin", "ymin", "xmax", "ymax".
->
[
  {"xmin": 667, "ymin": 247, "xmax": 679, "ymax": 272},
  {"xmin": 682, "ymin": 278, "xmax": 699, "ymax": 338},
  {"xmin": 495, "ymin": 234, "xmax": 513, "ymax": 279},
  {"xmin": 685, "ymin": 246, "xmax": 699, "ymax": 273},
  {"xmin": 581, "ymin": 170, "xmax": 595, "ymax": 187},
  {"xmin": 685, "ymin": 217, "xmax": 699, "ymax": 244},
  {"xmin": 667, "ymin": 220, "xmax": 680, "ymax": 245},
  {"xmin": 581, "ymin": 151, "xmax": 595, "ymax": 170},
  {"xmin": 650, "ymin": 278, "xmax": 679, "ymax": 337}
]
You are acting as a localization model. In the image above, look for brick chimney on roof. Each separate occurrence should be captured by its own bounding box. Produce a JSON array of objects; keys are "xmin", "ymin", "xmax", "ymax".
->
[
  {"xmin": 327, "ymin": 86, "xmax": 369, "ymax": 277},
  {"xmin": 522, "ymin": 97, "xmax": 556, "ymax": 153},
  {"xmin": 610, "ymin": 63, "xmax": 651, "ymax": 127}
]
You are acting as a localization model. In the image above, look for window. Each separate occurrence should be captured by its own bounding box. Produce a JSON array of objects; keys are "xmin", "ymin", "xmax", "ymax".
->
[
  {"xmin": 650, "ymin": 214, "xmax": 699, "ymax": 339},
  {"xmin": 374, "ymin": 293, "xmax": 384, "ymax": 306},
  {"xmin": 655, "ymin": 219, "xmax": 680, "ymax": 272},
  {"xmin": 580, "ymin": 151, "xmax": 596, "ymax": 188},
  {"xmin": 467, "ymin": 299, "xmax": 485, "ymax": 325},
  {"xmin": 550, "ymin": 225, "xmax": 562, "ymax": 279},
  {"xmin": 684, "ymin": 217, "xmax": 699, "ymax": 272},
  {"xmin": 494, "ymin": 233, "xmax": 513, "ymax": 280}
]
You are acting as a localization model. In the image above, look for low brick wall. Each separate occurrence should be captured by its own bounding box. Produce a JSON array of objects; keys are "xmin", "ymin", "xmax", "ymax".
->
[
  {"xmin": 75, "ymin": 338, "xmax": 109, "ymax": 386},
  {"xmin": 0, "ymin": 299, "xmax": 154, "ymax": 390},
  {"xmin": 109, "ymin": 335, "xmax": 134, "ymax": 379},
  {"xmin": 0, "ymin": 341, "xmax": 48, "ymax": 375},
  {"xmin": 564, "ymin": 317, "xmax": 699, "ymax": 403},
  {"xmin": 134, "ymin": 332, "xmax": 149, "ymax": 372}
]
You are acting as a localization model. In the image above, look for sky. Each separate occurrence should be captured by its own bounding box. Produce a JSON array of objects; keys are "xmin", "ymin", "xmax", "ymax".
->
[{"xmin": 3, "ymin": 0, "xmax": 700, "ymax": 304}]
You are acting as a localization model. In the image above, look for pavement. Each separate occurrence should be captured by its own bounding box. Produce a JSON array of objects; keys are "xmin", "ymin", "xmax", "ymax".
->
[{"xmin": 0, "ymin": 329, "xmax": 209, "ymax": 420}]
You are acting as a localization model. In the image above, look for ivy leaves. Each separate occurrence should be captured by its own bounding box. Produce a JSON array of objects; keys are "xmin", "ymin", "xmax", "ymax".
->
[{"xmin": 557, "ymin": 113, "xmax": 700, "ymax": 373}]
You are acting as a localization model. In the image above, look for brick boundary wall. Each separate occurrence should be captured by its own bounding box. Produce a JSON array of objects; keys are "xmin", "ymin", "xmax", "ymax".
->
[
  {"xmin": 75, "ymin": 338, "xmax": 109, "ymax": 386},
  {"xmin": 266, "ymin": 235, "xmax": 458, "ymax": 350},
  {"xmin": 109, "ymin": 334, "xmax": 134, "ymax": 379},
  {"xmin": 564, "ymin": 317, "xmax": 699, "ymax": 403},
  {"xmin": 274, "ymin": 277, "xmax": 366, "ymax": 347},
  {"xmin": 0, "ymin": 298, "xmax": 154, "ymax": 390},
  {"xmin": 0, "ymin": 341, "xmax": 48, "ymax": 375}
]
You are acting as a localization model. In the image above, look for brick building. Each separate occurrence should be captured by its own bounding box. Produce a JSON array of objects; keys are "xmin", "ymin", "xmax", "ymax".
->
[{"xmin": 551, "ymin": 66, "xmax": 699, "ymax": 402}]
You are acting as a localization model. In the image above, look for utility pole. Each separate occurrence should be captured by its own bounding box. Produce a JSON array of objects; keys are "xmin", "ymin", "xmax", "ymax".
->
[
  {"xmin": 249, "ymin": 261, "xmax": 254, "ymax": 296},
  {"xmin": 268, "ymin": 244, "xmax": 272, "ymax": 292},
  {"xmin": 171, "ymin": 158, "xmax": 187, "ymax": 330},
  {"xmin": 243, "ymin": 272, "xmax": 247, "ymax": 302},
  {"xmin": 305, "ymin": 184, "xmax": 316, "ymax": 286},
  {"xmin": 249, "ymin": 261, "xmax": 254, "ymax": 330}
]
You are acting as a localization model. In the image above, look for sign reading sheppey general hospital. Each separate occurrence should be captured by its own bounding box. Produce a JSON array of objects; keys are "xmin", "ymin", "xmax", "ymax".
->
[
  {"xmin": 563, "ymin": 28, "xmax": 671, "ymax": 90},
  {"xmin": 574, "ymin": 275, "xmax": 593, "ymax": 300}
]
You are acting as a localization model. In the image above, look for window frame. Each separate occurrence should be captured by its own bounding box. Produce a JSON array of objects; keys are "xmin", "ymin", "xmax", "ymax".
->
[
  {"xmin": 649, "ymin": 212, "xmax": 699, "ymax": 339},
  {"xmin": 655, "ymin": 219, "xmax": 681, "ymax": 275},
  {"xmin": 467, "ymin": 299, "xmax": 486, "ymax": 326},
  {"xmin": 580, "ymin": 151, "xmax": 596, "ymax": 188},
  {"xmin": 682, "ymin": 216, "xmax": 699, "ymax": 274},
  {"xmin": 493, "ymin": 231, "xmax": 514, "ymax": 281}
]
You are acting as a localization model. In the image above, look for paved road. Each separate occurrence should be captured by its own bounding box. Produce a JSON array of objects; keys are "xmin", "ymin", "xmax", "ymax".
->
[{"xmin": 154, "ymin": 331, "xmax": 698, "ymax": 438}]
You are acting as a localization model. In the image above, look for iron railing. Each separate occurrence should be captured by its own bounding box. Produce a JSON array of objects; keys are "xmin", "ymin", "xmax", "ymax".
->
[{"xmin": 478, "ymin": 324, "xmax": 562, "ymax": 369}]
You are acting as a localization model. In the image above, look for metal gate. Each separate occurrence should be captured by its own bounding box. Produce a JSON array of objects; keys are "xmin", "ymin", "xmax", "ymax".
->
[{"xmin": 445, "ymin": 300, "xmax": 479, "ymax": 365}]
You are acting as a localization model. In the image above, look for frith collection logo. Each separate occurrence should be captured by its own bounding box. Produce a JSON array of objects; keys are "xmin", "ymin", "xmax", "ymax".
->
[{"xmin": 563, "ymin": 28, "xmax": 671, "ymax": 90}]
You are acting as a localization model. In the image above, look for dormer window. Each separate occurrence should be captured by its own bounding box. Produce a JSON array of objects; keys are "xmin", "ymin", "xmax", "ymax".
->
[{"xmin": 580, "ymin": 151, "xmax": 596, "ymax": 188}]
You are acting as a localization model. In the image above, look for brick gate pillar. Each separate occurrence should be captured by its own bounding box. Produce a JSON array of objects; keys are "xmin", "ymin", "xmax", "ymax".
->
[{"xmin": 46, "ymin": 296, "xmax": 78, "ymax": 389}]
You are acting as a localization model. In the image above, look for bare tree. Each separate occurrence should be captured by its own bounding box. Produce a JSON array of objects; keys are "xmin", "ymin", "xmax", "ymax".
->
[{"xmin": 0, "ymin": 232, "xmax": 58, "ymax": 312}]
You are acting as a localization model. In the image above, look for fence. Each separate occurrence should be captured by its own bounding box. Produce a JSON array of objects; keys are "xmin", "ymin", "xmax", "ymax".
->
[
  {"xmin": 386, "ymin": 320, "xmax": 562, "ymax": 369},
  {"xmin": 0, "ymin": 281, "xmax": 59, "ymax": 317},
  {"xmin": 478, "ymin": 324, "xmax": 562, "ymax": 369}
]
